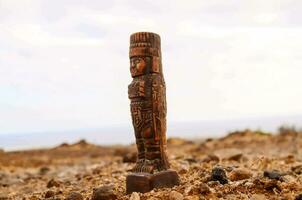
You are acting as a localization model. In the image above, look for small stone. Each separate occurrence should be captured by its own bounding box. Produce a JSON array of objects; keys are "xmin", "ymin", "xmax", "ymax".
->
[
  {"xmin": 92, "ymin": 167, "xmax": 102, "ymax": 175},
  {"xmin": 47, "ymin": 179, "xmax": 60, "ymax": 188},
  {"xmin": 91, "ymin": 185, "xmax": 117, "ymax": 200},
  {"xmin": 202, "ymin": 154, "xmax": 219, "ymax": 163},
  {"xmin": 207, "ymin": 181, "xmax": 220, "ymax": 187},
  {"xmin": 295, "ymin": 194, "xmax": 302, "ymax": 200},
  {"xmin": 250, "ymin": 194, "xmax": 266, "ymax": 200},
  {"xmin": 211, "ymin": 167, "xmax": 228, "ymax": 184},
  {"xmin": 284, "ymin": 154, "xmax": 295, "ymax": 164},
  {"xmin": 199, "ymin": 183, "xmax": 210, "ymax": 194},
  {"xmin": 216, "ymin": 192, "xmax": 223, "ymax": 198},
  {"xmin": 244, "ymin": 181, "xmax": 254, "ymax": 187},
  {"xmin": 178, "ymin": 165, "xmax": 189, "ymax": 174},
  {"xmin": 292, "ymin": 165, "xmax": 302, "ymax": 175},
  {"xmin": 263, "ymin": 179, "xmax": 280, "ymax": 191},
  {"xmin": 40, "ymin": 167, "xmax": 50, "ymax": 175},
  {"xmin": 229, "ymin": 168, "xmax": 252, "ymax": 181},
  {"xmin": 129, "ymin": 192, "xmax": 140, "ymax": 200},
  {"xmin": 169, "ymin": 191, "xmax": 184, "ymax": 200},
  {"xmin": 225, "ymin": 166, "xmax": 234, "ymax": 172},
  {"xmin": 45, "ymin": 190, "xmax": 55, "ymax": 198},
  {"xmin": 185, "ymin": 157, "xmax": 197, "ymax": 163},
  {"xmin": 65, "ymin": 192, "xmax": 83, "ymax": 200},
  {"xmin": 263, "ymin": 170, "xmax": 282, "ymax": 180},
  {"xmin": 184, "ymin": 186, "xmax": 194, "ymax": 195}
]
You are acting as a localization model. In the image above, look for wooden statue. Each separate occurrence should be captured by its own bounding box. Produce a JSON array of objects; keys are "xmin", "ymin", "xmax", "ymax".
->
[{"xmin": 126, "ymin": 32, "xmax": 180, "ymax": 194}]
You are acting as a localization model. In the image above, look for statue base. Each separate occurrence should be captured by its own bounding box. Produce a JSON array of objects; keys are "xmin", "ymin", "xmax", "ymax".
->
[{"xmin": 126, "ymin": 170, "xmax": 180, "ymax": 194}]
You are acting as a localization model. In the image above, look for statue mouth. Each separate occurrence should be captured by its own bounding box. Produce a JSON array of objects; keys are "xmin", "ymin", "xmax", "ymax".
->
[{"xmin": 130, "ymin": 67, "xmax": 137, "ymax": 74}]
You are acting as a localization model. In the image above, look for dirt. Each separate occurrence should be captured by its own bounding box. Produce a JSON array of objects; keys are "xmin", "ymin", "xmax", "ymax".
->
[{"xmin": 1, "ymin": 129, "xmax": 302, "ymax": 200}]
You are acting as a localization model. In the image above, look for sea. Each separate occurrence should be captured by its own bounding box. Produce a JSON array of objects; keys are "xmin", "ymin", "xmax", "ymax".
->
[{"xmin": 1, "ymin": 115, "xmax": 301, "ymax": 151}]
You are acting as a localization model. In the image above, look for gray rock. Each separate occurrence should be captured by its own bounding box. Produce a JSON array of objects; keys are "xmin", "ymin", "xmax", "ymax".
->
[
  {"xmin": 263, "ymin": 170, "xmax": 282, "ymax": 180},
  {"xmin": 211, "ymin": 167, "xmax": 228, "ymax": 184}
]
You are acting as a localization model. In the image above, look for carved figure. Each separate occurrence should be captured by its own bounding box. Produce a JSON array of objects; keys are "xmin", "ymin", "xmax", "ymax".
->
[{"xmin": 126, "ymin": 32, "xmax": 179, "ymax": 194}]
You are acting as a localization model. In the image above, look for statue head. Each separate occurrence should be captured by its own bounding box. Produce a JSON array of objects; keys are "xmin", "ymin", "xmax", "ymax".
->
[{"xmin": 129, "ymin": 32, "xmax": 162, "ymax": 77}]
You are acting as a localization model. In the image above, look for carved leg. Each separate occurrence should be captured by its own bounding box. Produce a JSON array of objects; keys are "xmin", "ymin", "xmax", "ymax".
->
[
  {"xmin": 139, "ymin": 126, "xmax": 170, "ymax": 174},
  {"xmin": 143, "ymin": 139, "xmax": 170, "ymax": 173},
  {"xmin": 132, "ymin": 138, "xmax": 145, "ymax": 172},
  {"xmin": 130, "ymin": 104, "xmax": 146, "ymax": 173}
]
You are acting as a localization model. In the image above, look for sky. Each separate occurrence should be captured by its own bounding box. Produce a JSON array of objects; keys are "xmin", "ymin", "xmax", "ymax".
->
[{"xmin": 0, "ymin": 0, "xmax": 302, "ymax": 134}]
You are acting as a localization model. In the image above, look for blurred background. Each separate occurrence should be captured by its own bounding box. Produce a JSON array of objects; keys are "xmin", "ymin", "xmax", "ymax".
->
[{"xmin": 1, "ymin": 0, "xmax": 301, "ymax": 150}]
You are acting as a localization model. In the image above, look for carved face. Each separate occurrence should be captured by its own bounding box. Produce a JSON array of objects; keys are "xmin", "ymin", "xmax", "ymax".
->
[{"xmin": 130, "ymin": 57, "xmax": 147, "ymax": 77}]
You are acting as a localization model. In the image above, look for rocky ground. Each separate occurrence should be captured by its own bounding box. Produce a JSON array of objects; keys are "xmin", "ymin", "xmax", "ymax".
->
[{"xmin": 1, "ymin": 128, "xmax": 302, "ymax": 200}]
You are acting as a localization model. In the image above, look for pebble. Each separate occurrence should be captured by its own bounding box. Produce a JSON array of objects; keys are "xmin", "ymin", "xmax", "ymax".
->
[
  {"xmin": 292, "ymin": 165, "xmax": 302, "ymax": 175},
  {"xmin": 91, "ymin": 185, "xmax": 117, "ymax": 200},
  {"xmin": 184, "ymin": 186, "xmax": 194, "ymax": 195},
  {"xmin": 185, "ymin": 157, "xmax": 197, "ymax": 163},
  {"xmin": 65, "ymin": 192, "xmax": 83, "ymax": 200},
  {"xmin": 92, "ymin": 167, "xmax": 103, "ymax": 175},
  {"xmin": 263, "ymin": 170, "xmax": 282, "ymax": 180},
  {"xmin": 295, "ymin": 194, "xmax": 302, "ymax": 200},
  {"xmin": 211, "ymin": 167, "xmax": 228, "ymax": 184},
  {"xmin": 199, "ymin": 183, "xmax": 210, "ymax": 194},
  {"xmin": 47, "ymin": 179, "xmax": 60, "ymax": 188},
  {"xmin": 40, "ymin": 167, "xmax": 50, "ymax": 175},
  {"xmin": 262, "ymin": 179, "xmax": 280, "ymax": 190},
  {"xmin": 129, "ymin": 192, "xmax": 140, "ymax": 200},
  {"xmin": 169, "ymin": 191, "xmax": 184, "ymax": 200},
  {"xmin": 45, "ymin": 190, "xmax": 55, "ymax": 198},
  {"xmin": 229, "ymin": 168, "xmax": 252, "ymax": 181},
  {"xmin": 202, "ymin": 154, "xmax": 220, "ymax": 163},
  {"xmin": 178, "ymin": 165, "xmax": 189, "ymax": 174}
]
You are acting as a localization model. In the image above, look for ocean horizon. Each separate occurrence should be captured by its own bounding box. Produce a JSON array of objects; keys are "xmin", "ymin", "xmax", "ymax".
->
[{"xmin": 1, "ymin": 115, "xmax": 301, "ymax": 151}]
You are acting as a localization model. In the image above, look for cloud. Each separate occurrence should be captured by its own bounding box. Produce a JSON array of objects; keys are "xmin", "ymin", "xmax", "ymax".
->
[
  {"xmin": 3, "ymin": 24, "xmax": 104, "ymax": 47},
  {"xmin": 0, "ymin": 0, "xmax": 301, "ymax": 133}
]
